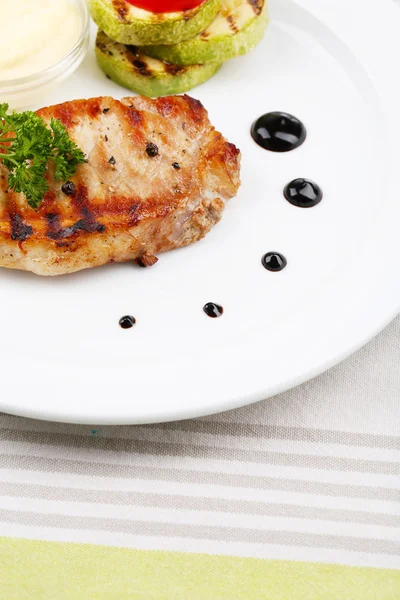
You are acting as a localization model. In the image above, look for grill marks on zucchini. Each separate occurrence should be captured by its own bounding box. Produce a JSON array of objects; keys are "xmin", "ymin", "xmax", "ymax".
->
[
  {"xmin": 127, "ymin": 47, "xmax": 154, "ymax": 77},
  {"xmin": 227, "ymin": 14, "xmax": 239, "ymax": 33},
  {"xmin": 112, "ymin": 0, "xmax": 129, "ymax": 22},
  {"xmin": 247, "ymin": 0, "xmax": 263, "ymax": 15},
  {"xmin": 91, "ymin": 0, "xmax": 268, "ymax": 97},
  {"xmin": 143, "ymin": 0, "xmax": 268, "ymax": 66},
  {"xmin": 164, "ymin": 63, "xmax": 187, "ymax": 76},
  {"xmin": 89, "ymin": 0, "xmax": 221, "ymax": 46},
  {"xmin": 126, "ymin": 46, "xmax": 187, "ymax": 77},
  {"xmin": 95, "ymin": 30, "xmax": 222, "ymax": 98}
]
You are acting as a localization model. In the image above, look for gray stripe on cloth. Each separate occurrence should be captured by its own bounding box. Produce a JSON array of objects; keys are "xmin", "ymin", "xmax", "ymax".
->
[
  {"xmin": 1, "ymin": 416, "xmax": 399, "ymax": 451},
  {"xmin": 0, "ymin": 481, "xmax": 398, "ymax": 528},
  {"xmin": 0, "ymin": 454, "xmax": 398, "ymax": 502},
  {"xmin": 148, "ymin": 422, "xmax": 400, "ymax": 451},
  {"xmin": 0, "ymin": 509, "xmax": 398, "ymax": 555},
  {"xmin": 0, "ymin": 429, "xmax": 398, "ymax": 475}
]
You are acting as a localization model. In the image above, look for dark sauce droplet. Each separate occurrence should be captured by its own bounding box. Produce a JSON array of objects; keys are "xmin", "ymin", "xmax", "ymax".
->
[
  {"xmin": 119, "ymin": 315, "xmax": 136, "ymax": 329},
  {"xmin": 251, "ymin": 112, "xmax": 307, "ymax": 153},
  {"xmin": 262, "ymin": 252, "xmax": 287, "ymax": 272},
  {"xmin": 203, "ymin": 303, "xmax": 223, "ymax": 318},
  {"xmin": 284, "ymin": 178, "xmax": 323, "ymax": 208}
]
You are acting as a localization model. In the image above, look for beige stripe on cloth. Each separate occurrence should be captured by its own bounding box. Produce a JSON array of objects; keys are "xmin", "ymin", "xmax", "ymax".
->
[
  {"xmin": 0, "ymin": 481, "xmax": 398, "ymax": 527},
  {"xmin": 0, "ymin": 453, "xmax": 398, "ymax": 501}
]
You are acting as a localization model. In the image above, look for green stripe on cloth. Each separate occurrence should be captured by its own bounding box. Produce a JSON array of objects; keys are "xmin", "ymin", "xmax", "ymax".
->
[{"xmin": 0, "ymin": 537, "xmax": 399, "ymax": 599}]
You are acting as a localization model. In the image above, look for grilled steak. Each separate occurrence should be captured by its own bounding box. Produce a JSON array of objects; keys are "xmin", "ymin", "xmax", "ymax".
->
[{"xmin": 0, "ymin": 95, "xmax": 240, "ymax": 275}]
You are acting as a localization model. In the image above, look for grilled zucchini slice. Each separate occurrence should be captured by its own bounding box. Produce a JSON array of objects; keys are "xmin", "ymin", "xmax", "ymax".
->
[
  {"xmin": 89, "ymin": 0, "xmax": 221, "ymax": 46},
  {"xmin": 96, "ymin": 30, "xmax": 222, "ymax": 98},
  {"xmin": 144, "ymin": 0, "xmax": 268, "ymax": 65}
]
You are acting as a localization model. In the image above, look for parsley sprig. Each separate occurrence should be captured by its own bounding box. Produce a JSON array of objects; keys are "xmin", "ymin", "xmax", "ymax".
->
[{"xmin": 0, "ymin": 103, "xmax": 86, "ymax": 209}]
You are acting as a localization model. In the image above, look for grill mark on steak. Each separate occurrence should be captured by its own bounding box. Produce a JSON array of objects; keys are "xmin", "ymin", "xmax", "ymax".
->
[
  {"xmin": 46, "ymin": 187, "xmax": 105, "ymax": 240},
  {"xmin": 87, "ymin": 99, "xmax": 102, "ymax": 119},
  {"xmin": 183, "ymin": 95, "xmax": 204, "ymax": 123},
  {"xmin": 10, "ymin": 213, "xmax": 33, "ymax": 241},
  {"xmin": 155, "ymin": 97, "xmax": 176, "ymax": 117},
  {"xmin": 47, "ymin": 217, "xmax": 105, "ymax": 240},
  {"xmin": 51, "ymin": 104, "xmax": 73, "ymax": 128},
  {"xmin": 0, "ymin": 95, "xmax": 241, "ymax": 276},
  {"xmin": 45, "ymin": 213, "xmax": 61, "ymax": 239},
  {"xmin": 129, "ymin": 202, "xmax": 141, "ymax": 226},
  {"xmin": 128, "ymin": 107, "xmax": 143, "ymax": 126},
  {"xmin": 70, "ymin": 183, "xmax": 89, "ymax": 213},
  {"xmin": 43, "ymin": 189, "xmax": 56, "ymax": 204}
]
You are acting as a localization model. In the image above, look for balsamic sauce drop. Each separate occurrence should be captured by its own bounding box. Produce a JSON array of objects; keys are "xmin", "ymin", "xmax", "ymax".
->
[
  {"xmin": 251, "ymin": 112, "xmax": 307, "ymax": 153},
  {"xmin": 284, "ymin": 178, "xmax": 322, "ymax": 208},
  {"xmin": 203, "ymin": 303, "xmax": 224, "ymax": 318},
  {"xmin": 119, "ymin": 315, "xmax": 136, "ymax": 329},
  {"xmin": 262, "ymin": 252, "xmax": 287, "ymax": 272}
]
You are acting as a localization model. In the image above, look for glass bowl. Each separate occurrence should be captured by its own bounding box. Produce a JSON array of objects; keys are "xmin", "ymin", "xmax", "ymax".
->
[{"xmin": 0, "ymin": 0, "xmax": 90, "ymax": 110}]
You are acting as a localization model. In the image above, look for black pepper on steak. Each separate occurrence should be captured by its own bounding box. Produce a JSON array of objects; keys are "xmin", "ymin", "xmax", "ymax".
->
[
  {"xmin": 146, "ymin": 143, "xmax": 158, "ymax": 157},
  {"xmin": 61, "ymin": 181, "xmax": 76, "ymax": 196}
]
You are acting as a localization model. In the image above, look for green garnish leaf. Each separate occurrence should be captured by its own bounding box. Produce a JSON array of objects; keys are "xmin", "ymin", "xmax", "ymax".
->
[{"xmin": 0, "ymin": 103, "xmax": 86, "ymax": 209}]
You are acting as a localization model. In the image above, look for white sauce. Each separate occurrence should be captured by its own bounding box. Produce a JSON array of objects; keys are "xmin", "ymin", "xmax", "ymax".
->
[{"xmin": 0, "ymin": 0, "xmax": 81, "ymax": 81}]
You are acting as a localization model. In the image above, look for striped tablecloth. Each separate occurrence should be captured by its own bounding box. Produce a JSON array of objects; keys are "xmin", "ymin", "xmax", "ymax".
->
[{"xmin": 0, "ymin": 313, "xmax": 399, "ymax": 598}]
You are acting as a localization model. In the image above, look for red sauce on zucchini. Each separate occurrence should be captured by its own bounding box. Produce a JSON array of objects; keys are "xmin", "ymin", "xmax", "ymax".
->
[{"xmin": 126, "ymin": 0, "xmax": 204, "ymax": 12}]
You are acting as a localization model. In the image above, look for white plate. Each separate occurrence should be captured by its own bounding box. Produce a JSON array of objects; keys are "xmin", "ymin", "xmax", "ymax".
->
[{"xmin": 1, "ymin": 0, "xmax": 400, "ymax": 424}]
